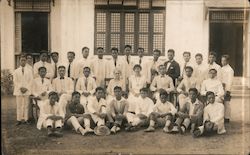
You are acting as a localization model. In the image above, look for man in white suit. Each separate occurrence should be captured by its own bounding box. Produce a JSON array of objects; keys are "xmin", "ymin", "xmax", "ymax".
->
[
  {"xmin": 91, "ymin": 47, "xmax": 107, "ymax": 88},
  {"xmin": 33, "ymin": 51, "xmax": 54, "ymax": 80},
  {"xmin": 65, "ymin": 51, "xmax": 78, "ymax": 81},
  {"xmin": 13, "ymin": 55, "xmax": 33, "ymax": 125},
  {"xmin": 50, "ymin": 51, "xmax": 60, "ymax": 79},
  {"xmin": 52, "ymin": 65, "xmax": 74, "ymax": 97},
  {"xmin": 76, "ymin": 47, "xmax": 93, "ymax": 78}
]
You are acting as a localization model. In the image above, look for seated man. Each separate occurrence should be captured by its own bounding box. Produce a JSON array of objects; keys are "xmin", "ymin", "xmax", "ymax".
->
[
  {"xmin": 172, "ymin": 88, "xmax": 204, "ymax": 134},
  {"xmin": 150, "ymin": 64, "xmax": 175, "ymax": 101},
  {"xmin": 201, "ymin": 69, "xmax": 224, "ymax": 103},
  {"xmin": 87, "ymin": 87, "xmax": 108, "ymax": 130},
  {"xmin": 193, "ymin": 91, "xmax": 226, "ymax": 137},
  {"xmin": 32, "ymin": 67, "xmax": 53, "ymax": 102},
  {"xmin": 52, "ymin": 65, "xmax": 74, "ymax": 97},
  {"xmin": 145, "ymin": 90, "xmax": 177, "ymax": 133},
  {"xmin": 126, "ymin": 88, "xmax": 154, "ymax": 131},
  {"xmin": 64, "ymin": 91, "xmax": 94, "ymax": 135},
  {"xmin": 109, "ymin": 86, "xmax": 129, "ymax": 133},
  {"xmin": 37, "ymin": 91, "xmax": 64, "ymax": 137},
  {"xmin": 75, "ymin": 66, "xmax": 97, "ymax": 104},
  {"xmin": 177, "ymin": 66, "xmax": 199, "ymax": 109}
]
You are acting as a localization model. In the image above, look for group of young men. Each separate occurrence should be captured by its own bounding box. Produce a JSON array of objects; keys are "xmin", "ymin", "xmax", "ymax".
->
[{"xmin": 13, "ymin": 45, "xmax": 234, "ymax": 138}]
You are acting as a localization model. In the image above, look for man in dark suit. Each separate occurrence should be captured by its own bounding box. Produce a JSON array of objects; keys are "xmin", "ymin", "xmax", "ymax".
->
[{"xmin": 164, "ymin": 49, "xmax": 180, "ymax": 86}]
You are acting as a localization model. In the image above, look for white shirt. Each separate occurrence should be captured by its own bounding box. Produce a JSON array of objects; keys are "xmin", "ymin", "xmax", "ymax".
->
[
  {"xmin": 180, "ymin": 61, "xmax": 194, "ymax": 78},
  {"xmin": 87, "ymin": 97, "xmax": 107, "ymax": 114},
  {"xmin": 134, "ymin": 57, "xmax": 148, "ymax": 77},
  {"xmin": 201, "ymin": 78, "xmax": 224, "ymax": 97},
  {"xmin": 203, "ymin": 102, "xmax": 226, "ymax": 134},
  {"xmin": 135, "ymin": 97, "xmax": 154, "ymax": 117},
  {"xmin": 129, "ymin": 75, "xmax": 147, "ymax": 95},
  {"xmin": 193, "ymin": 63, "xmax": 208, "ymax": 86},
  {"xmin": 33, "ymin": 61, "xmax": 54, "ymax": 79},
  {"xmin": 177, "ymin": 76, "xmax": 200, "ymax": 92},
  {"xmin": 64, "ymin": 60, "xmax": 78, "ymax": 80},
  {"xmin": 32, "ymin": 77, "xmax": 53, "ymax": 97},
  {"xmin": 13, "ymin": 65, "xmax": 33, "ymax": 96},
  {"xmin": 76, "ymin": 57, "xmax": 93, "ymax": 78},
  {"xmin": 91, "ymin": 57, "xmax": 107, "ymax": 87},
  {"xmin": 153, "ymin": 100, "xmax": 177, "ymax": 115},
  {"xmin": 188, "ymin": 99, "xmax": 200, "ymax": 116},
  {"xmin": 107, "ymin": 79, "xmax": 125, "ymax": 96},
  {"xmin": 220, "ymin": 64, "xmax": 234, "ymax": 91},
  {"xmin": 150, "ymin": 74, "xmax": 174, "ymax": 93},
  {"xmin": 75, "ymin": 76, "xmax": 97, "ymax": 95},
  {"xmin": 145, "ymin": 59, "xmax": 164, "ymax": 83},
  {"xmin": 106, "ymin": 57, "xmax": 126, "ymax": 81},
  {"xmin": 52, "ymin": 76, "xmax": 74, "ymax": 95}
]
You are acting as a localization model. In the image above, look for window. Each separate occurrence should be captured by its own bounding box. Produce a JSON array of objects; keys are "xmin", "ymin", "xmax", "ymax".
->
[{"xmin": 94, "ymin": 0, "xmax": 166, "ymax": 55}]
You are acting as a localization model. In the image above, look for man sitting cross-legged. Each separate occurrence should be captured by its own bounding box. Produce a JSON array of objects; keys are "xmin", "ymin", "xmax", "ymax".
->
[
  {"xmin": 37, "ymin": 91, "xmax": 64, "ymax": 137},
  {"xmin": 145, "ymin": 90, "xmax": 177, "ymax": 133},
  {"xmin": 171, "ymin": 88, "xmax": 204, "ymax": 134},
  {"xmin": 64, "ymin": 91, "xmax": 94, "ymax": 136},
  {"xmin": 108, "ymin": 86, "xmax": 129, "ymax": 134}
]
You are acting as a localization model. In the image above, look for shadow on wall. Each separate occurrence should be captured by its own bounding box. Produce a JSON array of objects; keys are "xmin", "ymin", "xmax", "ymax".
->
[{"xmin": 1, "ymin": 69, "xmax": 14, "ymax": 96}]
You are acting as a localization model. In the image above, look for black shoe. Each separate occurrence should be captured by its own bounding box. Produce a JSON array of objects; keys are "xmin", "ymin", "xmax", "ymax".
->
[
  {"xmin": 16, "ymin": 121, "xmax": 22, "ymax": 126},
  {"xmin": 54, "ymin": 128, "xmax": 63, "ymax": 137},
  {"xmin": 224, "ymin": 119, "xmax": 230, "ymax": 123}
]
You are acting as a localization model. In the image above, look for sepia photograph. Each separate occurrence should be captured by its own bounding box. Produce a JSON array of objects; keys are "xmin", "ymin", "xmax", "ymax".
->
[{"xmin": 1, "ymin": 0, "xmax": 250, "ymax": 154}]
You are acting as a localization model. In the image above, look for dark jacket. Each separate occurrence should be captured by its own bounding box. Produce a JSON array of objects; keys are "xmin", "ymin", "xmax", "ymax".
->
[{"xmin": 164, "ymin": 60, "xmax": 180, "ymax": 85}]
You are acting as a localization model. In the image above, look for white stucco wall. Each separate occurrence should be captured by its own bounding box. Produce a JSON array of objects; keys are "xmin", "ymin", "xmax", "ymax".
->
[
  {"xmin": 165, "ymin": 0, "xmax": 209, "ymax": 64},
  {"xmin": 0, "ymin": 0, "xmax": 15, "ymax": 72},
  {"xmin": 51, "ymin": 0, "xmax": 95, "ymax": 63}
]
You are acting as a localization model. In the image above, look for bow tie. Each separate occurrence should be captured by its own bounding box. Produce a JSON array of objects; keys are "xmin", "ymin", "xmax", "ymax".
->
[{"xmin": 60, "ymin": 77, "xmax": 64, "ymax": 80}]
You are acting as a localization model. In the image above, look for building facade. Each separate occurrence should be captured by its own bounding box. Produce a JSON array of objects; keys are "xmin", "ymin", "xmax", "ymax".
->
[{"xmin": 1, "ymin": 0, "xmax": 250, "ymax": 87}]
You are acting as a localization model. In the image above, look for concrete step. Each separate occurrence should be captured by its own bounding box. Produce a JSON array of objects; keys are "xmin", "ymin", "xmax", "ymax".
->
[{"xmin": 231, "ymin": 85, "xmax": 250, "ymax": 90}]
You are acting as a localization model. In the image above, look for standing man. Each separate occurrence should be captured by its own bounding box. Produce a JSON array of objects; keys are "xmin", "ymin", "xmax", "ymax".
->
[
  {"xmin": 122, "ymin": 45, "xmax": 134, "ymax": 89},
  {"xmin": 92, "ymin": 47, "xmax": 107, "ymax": 88},
  {"xmin": 193, "ymin": 53, "xmax": 207, "ymax": 89},
  {"xmin": 13, "ymin": 55, "xmax": 33, "ymax": 125},
  {"xmin": 51, "ymin": 52, "xmax": 60, "ymax": 78},
  {"xmin": 179, "ymin": 51, "xmax": 193, "ymax": 80},
  {"xmin": 65, "ymin": 51, "xmax": 78, "ymax": 82},
  {"xmin": 207, "ymin": 51, "xmax": 221, "ymax": 79},
  {"xmin": 134, "ymin": 47, "xmax": 148, "ymax": 76},
  {"xmin": 220, "ymin": 55, "xmax": 234, "ymax": 123},
  {"xmin": 164, "ymin": 49, "xmax": 180, "ymax": 86},
  {"xmin": 77, "ymin": 47, "xmax": 93, "ymax": 78},
  {"xmin": 33, "ymin": 51, "xmax": 54, "ymax": 80}
]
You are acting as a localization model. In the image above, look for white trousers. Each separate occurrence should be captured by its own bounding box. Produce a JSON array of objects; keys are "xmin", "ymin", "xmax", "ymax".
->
[
  {"xmin": 90, "ymin": 114, "xmax": 105, "ymax": 126},
  {"xmin": 66, "ymin": 116, "xmax": 90, "ymax": 131},
  {"xmin": 16, "ymin": 96, "xmax": 29, "ymax": 121}
]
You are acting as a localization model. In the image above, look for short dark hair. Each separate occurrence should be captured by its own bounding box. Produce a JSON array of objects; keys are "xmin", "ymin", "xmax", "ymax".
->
[
  {"xmin": 82, "ymin": 46, "xmax": 89, "ymax": 52},
  {"xmin": 183, "ymin": 51, "xmax": 191, "ymax": 56},
  {"xmin": 185, "ymin": 66, "xmax": 193, "ymax": 72},
  {"xmin": 209, "ymin": 68, "xmax": 217, "ymax": 73},
  {"xmin": 67, "ymin": 51, "xmax": 75, "ymax": 56},
  {"xmin": 140, "ymin": 87, "xmax": 148, "ymax": 93},
  {"xmin": 189, "ymin": 88, "xmax": 198, "ymax": 94},
  {"xmin": 97, "ymin": 47, "xmax": 104, "ymax": 50},
  {"xmin": 167, "ymin": 49, "xmax": 175, "ymax": 55},
  {"xmin": 206, "ymin": 91, "xmax": 215, "ymax": 98},
  {"xmin": 38, "ymin": 66, "xmax": 46, "ymax": 72},
  {"xmin": 26, "ymin": 53, "xmax": 33, "ymax": 58},
  {"xmin": 133, "ymin": 64, "xmax": 142, "ymax": 70},
  {"xmin": 124, "ymin": 45, "xmax": 132, "ymax": 49},
  {"xmin": 40, "ymin": 51, "xmax": 48, "ymax": 55},
  {"xmin": 114, "ymin": 86, "xmax": 122, "ymax": 91},
  {"xmin": 137, "ymin": 47, "xmax": 144, "ymax": 52},
  {"xmin": 58, "ymin": 65, "xmax": 66, "ymax": 70},
  {"xmin": 221, "ymin": 54, "xmax": 230, "ymax": 61},
  {"xmin": 48, "ymin": 91, "xmax": 58, "ymax": 97},
  {"xmin": 153, "ymin": 49, "xmax": 161, "ymax": 55},
  {"xmin": 195, "ymin": 53, "xmax": 203, "ymax": 58},
  {"xmin": 72, "ymin": 91, "xmax": 81, "ymax": 97},
  {"xmin": 51, "ymin": 52, "xmax": 59, "ymax": 56},
  {"xmin": 160, "ymin": 90, "xmax": 168, "ymax": 98},
  {"xmin": 96, "ymin": 87, "xmax": 105, "ymax": 92},
  {"xmin": 209, "ymin": 51, "xmax": 217, "ymax": 57},
  {"xmin": 83, "ymin": 66, "xmax": 91, "ymax": 71},
  {"xmin": 19, "ymin": 54, "xmax": 27, "ymax": 60},
  {"xmin": 111, "ymin": 47, "xmax": 118, "ymax": 52}
]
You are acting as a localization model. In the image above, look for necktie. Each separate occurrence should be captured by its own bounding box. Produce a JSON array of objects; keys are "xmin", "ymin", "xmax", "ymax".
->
[
  {"xmin": 22, "ymin": 67, "xmax": 24, "ymax": 74},
  {"xmin": 42, "ymin": 78, "xmax": 44, "ymax": 84},
  {"xmin": 127, "ymin": 56, "xmax": 129, "ymax": 64},
  {"xmin": 114, "ymin": 59, "xmax": 117, "ymax": 67},
  {"xmin": 54, "ymin": 63, "xmax": 57, "ymax": 78},
  {"xmin": 85, "ymin": 78, "xmax": 88, "ymax": 90},
  {"xmin": 68, "ymin": 63, "xmax": 71, "ymax": 77},
  {"xmin": 139, "ymin": 58, "xmax": 142, "ymax": 64}
]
